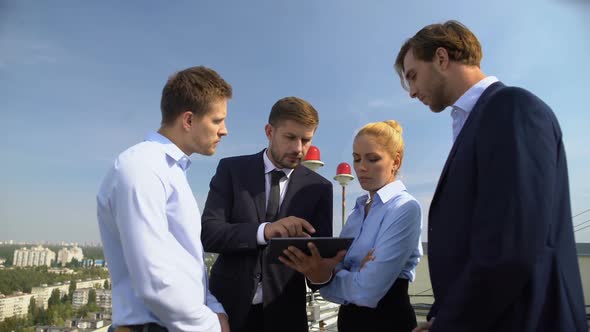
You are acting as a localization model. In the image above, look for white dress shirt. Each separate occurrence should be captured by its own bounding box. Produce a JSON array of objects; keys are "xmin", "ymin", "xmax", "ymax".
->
[
  {"xmin": 451, "ymin": 76, "xmax": 499, "ymax": 141},
  {"xmin": 97, "ymin": 132, "xmax": 224, "ymax": 332},
  {"xmin": 251, "ymin": 149, "xmax": 294, "ymax": 304}
]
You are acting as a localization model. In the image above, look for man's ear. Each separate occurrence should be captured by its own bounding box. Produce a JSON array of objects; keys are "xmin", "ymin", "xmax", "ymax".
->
[
  {"xmin": 181, "ymin": 111, "xmax": 193, "ymax": 131},
  {"xmin": 265, "ymin": 123, "xmax": 273, "ymax": 140},
  {"xmin": 434, "ymin": 47, "xmax": 450, "ymax": 70}
]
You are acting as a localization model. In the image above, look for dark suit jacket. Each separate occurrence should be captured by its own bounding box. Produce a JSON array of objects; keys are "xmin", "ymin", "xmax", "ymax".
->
[
  {"xmin": 427, "ymin": 82, "xmax": 588, "ymax": 331},
  {"xmin": 202, "ymin": 150, "xmax": 333, "ymax": 332}
]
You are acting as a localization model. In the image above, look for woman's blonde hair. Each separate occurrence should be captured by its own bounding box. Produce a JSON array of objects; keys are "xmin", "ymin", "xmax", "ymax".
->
[{"xmin": 356, "ymin": 120, "xmax": 404, "ymax": 174}]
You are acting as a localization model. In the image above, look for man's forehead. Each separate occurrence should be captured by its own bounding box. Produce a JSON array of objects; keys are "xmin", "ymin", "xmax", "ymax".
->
[
  {"xmin": 280, "ymin": 127, "xmax": 315, "ymax": 137},
  {"xmin": 205, "ymin": 106, "xmax": 226, "ymax": 118},
  {"xmin": 275, "ymin": 120, "xmax": 314, "ymax": 131},
  {"xmin": 403, "ymin": 50, "xmax": 416, "ymax": 70},
  {"xmin": 399, "ymin": 50, "xmax": 417, "ymax": 91}
]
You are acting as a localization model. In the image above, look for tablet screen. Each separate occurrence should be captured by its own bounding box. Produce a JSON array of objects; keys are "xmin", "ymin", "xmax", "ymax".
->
[{"xmin": 267, "ymin": 237, "xmax": 354, "ymax": 264}]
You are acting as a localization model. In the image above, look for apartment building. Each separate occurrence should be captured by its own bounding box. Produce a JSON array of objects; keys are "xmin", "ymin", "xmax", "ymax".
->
[
  {"xmin": 0, "ymin": 292, "xmax": 34, "ymax": 321},
  {"xmin": 13, "ymin": 246, "xmax": 56, "ymax": 267}
]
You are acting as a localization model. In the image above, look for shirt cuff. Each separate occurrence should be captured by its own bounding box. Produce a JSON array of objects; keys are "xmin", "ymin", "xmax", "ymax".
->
[
  {"xmin": 207, "ymin": 302, "xmax": 226, "ymax": 315},
  {"xmin": 257, "ymin": 223, "xmax": 269, "ymax": 245},
  {"xmin": 206, "ymin": 293, "xmax": 226, "ymax": 315},
  {"xmin": 307, "ymin": 272, "xmax": 333, "ymax": 285}
]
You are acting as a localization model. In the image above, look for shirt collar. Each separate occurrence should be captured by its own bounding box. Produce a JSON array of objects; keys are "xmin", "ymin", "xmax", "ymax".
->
[
  {"xmin": 356, "ymin": 180, "xmax": 407, "ymax": 206},
  {"xmin": 263, "ymin": 149, "xmax": 294, "ymax": 178},
  {"xmin": 452, "ymin": 76, "xmax": 499, "ymax": 113},
  {"xmin": 145, "ymin": 131, "xmax": 192, "ymax": 171}
]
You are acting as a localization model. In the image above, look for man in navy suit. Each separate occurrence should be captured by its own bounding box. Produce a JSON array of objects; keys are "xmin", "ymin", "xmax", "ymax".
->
[
  {"xmin": 394, "ymin": 20, "xmax": 588, "ymax": 331},
  {"xmin": 201, "ymin": 96, "xmax": 334, "ymax": 332}
]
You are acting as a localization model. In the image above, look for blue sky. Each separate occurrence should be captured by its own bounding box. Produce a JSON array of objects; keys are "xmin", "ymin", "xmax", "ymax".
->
[{"xmin": 1, "ymin": 0, "xmax": 589, "ymax": 243}]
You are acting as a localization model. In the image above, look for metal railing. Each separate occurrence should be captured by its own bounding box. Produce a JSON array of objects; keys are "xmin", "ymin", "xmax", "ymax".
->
[{"xmin": 305, "ymin": 289, "xmax": 434, "ymax": 331}]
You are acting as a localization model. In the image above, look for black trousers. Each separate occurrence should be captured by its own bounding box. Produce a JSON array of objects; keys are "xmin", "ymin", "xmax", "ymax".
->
[
  {"xmin": 337, "ymin": 278, "xmax": 417, "ymax": 332},
  {"xmin": 238, "ymin": 303, "xmax": 264, "ymax": 332}
]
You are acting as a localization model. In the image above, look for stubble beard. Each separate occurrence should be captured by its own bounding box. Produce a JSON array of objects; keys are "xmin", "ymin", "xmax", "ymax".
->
[
  {"xmin": 429, "ymin": 74, "xmax": 450, "ymax": 113},
  {"xmin": 269, "ymin": 146, "xmax": 300, "ymax": 169}
]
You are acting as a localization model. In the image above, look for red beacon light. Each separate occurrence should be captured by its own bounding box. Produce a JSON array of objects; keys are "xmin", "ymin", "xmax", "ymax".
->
[
  {"xmin": 334, "ymin": 162, "xmax": 354, "ymax": 186},
  {"xmin": 301, "ymin": 146, "xmax": 324, "ymax": 172}
]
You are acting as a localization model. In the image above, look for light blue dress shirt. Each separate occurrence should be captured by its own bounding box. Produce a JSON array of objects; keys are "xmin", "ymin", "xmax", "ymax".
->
[
  {"xmin": 320, "ymin": 180, "xmax": 422, "ymax": 308},
  {"xmin": 97, "ymin": 132, "xmax": 224, "ymax": 332},
  {"xmin": 451, "ymin": 76, "xmax": 499, "ymax": 142}
]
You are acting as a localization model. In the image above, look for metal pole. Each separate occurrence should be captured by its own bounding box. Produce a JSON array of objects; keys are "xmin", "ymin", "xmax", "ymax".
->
[{"xmin": 342, "ymin": 185, "xmax": 346, "ymax": 226}]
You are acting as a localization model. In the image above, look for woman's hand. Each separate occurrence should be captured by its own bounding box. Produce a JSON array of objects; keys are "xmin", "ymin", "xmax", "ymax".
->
[
  {"xmin": 359, "ymin": 248, "xmax": 375, "ymax": 270},
  {"xmin": 279, "ymin": 242, "xmax": 346, "ymax": 283}
]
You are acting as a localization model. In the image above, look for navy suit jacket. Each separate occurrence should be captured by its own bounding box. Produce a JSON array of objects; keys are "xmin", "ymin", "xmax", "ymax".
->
[
  {"xmin": 201, "ymin": 150, "xmax": 333, "ymax": 332},
  {"xmin": 427, "ymin": 82, "xmax": 587, "ymax": 331}
]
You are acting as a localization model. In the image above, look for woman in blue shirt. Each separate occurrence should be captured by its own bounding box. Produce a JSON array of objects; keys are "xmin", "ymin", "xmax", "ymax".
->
[{"xmin": 281, "ymin": 120, "xmax": 423, "ymax": 331}]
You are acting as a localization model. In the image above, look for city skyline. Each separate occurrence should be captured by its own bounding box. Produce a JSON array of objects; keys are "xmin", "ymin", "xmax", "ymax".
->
[
  {"xmin": 1, "ymin": 0, "xmax": 590, "ymax": 243},
  {"xmin": 0, "ymin": 241, "xmax": 103, "ymax": 247}
]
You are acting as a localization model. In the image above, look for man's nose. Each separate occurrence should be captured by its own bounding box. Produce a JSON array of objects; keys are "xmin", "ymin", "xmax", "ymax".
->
[
  {"xmin": 293, "ymin": 140, "xmax": 303, "ymax": 153},
  {"xmin": 219, "ymin": 123, "xmax": 228, "ymax": 136},
  {"xmin": 409, "ymin": 86, "xmax": 418, "ymax": 99}
]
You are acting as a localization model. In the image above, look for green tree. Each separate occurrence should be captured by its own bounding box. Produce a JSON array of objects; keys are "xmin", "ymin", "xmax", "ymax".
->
[
  {"xmin": 0, "ymin": 316, "xmax": 20, "ymax": 332},
  {"xmin": 88, "ymin": 288, "xmax": 97, "ymax": 305},
  {"xmin": 77, "ymin": 304, "xmax": 90, "ymax": 318},
  {"xmin": 35, "ymin": 307, "xmax": 49, "ymax": 325},
  {"xmin": 68, "ymin": 280, "xmax": 77, "ymax": 298},
  {"xmin": 77, "ymin": 304, "xmax": 88, "ymax": 318},
  {"xmin": 77, "ymin": 300, "xmax": 99, "ymax": 319},
  {"xmin": 28, "ymin": 297, "xmax": 38, "ymax": 321},
  {"xmin": 0, "ymin": 265, "xmax": 109, "ymax": 295},
  {"xmin": 34, "ymin": 266, "xmax": 48, "ymax": 273},
  {"xmin": 0, "ymin": 316, "xmax": 36, "ymax": 332},
  {"xmin": 103, "ymin": 279, "xmax": 109, "ymax": 290},
  {"xmin": 48, "ymin": 288, "xmax": 61, "ymax": 307},
  {"xmin": 43, "ymin": 302, "xmax": 72, "ymax": 327},
  {"xmin": 47, "ymin": 305, "xmax": 62, "ymax": 326},
  {"xmin": 66, "ymin": 258, "xmax": 80, "ymax": 268},
  {"xmin": 82, "ymin": 246, "xmax": 106, "ymax": 260}
]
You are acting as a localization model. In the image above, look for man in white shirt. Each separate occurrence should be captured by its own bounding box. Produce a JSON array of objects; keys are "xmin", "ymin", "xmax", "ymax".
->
[{"xmin": 97, "ymin": 66, "xmax": 232, "ymax": 332}]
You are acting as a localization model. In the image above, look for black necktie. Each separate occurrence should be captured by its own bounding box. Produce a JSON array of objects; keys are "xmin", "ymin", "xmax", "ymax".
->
[{"xmin": 266, "ymin": 170, "xmax": 285, "ymax": 222}]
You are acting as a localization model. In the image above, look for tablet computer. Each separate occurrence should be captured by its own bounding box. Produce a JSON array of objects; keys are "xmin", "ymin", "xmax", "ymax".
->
[{"xmin": 267, "ymin": 237, "xmax": 354, "ymax": 264}]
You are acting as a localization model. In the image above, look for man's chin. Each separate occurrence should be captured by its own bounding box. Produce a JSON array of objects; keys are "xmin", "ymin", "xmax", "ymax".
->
[
  {"xmin": 199, "ymin": 147, "xmax": 216, "ymax": 156},
  {"xmin": 429, "ymin": 105, "xmax": 445, "ymax": 113},
  {"xmin": 280, "ymin": 160, "xmax": 300, "ymax": 169}
]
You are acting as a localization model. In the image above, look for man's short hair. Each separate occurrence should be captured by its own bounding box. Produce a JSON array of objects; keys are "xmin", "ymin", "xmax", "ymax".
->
[
  {"xmin": 268, "ymin": 97, "xmax": 319, "ymax": 129},
  {"xmin": 394, "ymin": 20, "xmax": 483, "ymax": 89},
  {"xmin": 160, "ymin": 66, "xmax": 232, "ymax": 125}
]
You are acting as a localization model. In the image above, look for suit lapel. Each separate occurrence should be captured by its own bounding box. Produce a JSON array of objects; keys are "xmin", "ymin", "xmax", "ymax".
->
[
  {"xmin": 430, "ymin": 82, "xmax": 505, "ymax": 213},
  {"xmin": 250, "ymin": 150, "xmax": 267, "ymax": 223}
]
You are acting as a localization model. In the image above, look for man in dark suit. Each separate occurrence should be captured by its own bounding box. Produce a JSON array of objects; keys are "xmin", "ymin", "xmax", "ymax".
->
[
  {"xmin": 394, "ymin": 20, "xmax": 588, "ymax": 331},
  {"xmin": 201, "ymin": 96, "xmax": 334, "ymax": 332}
]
